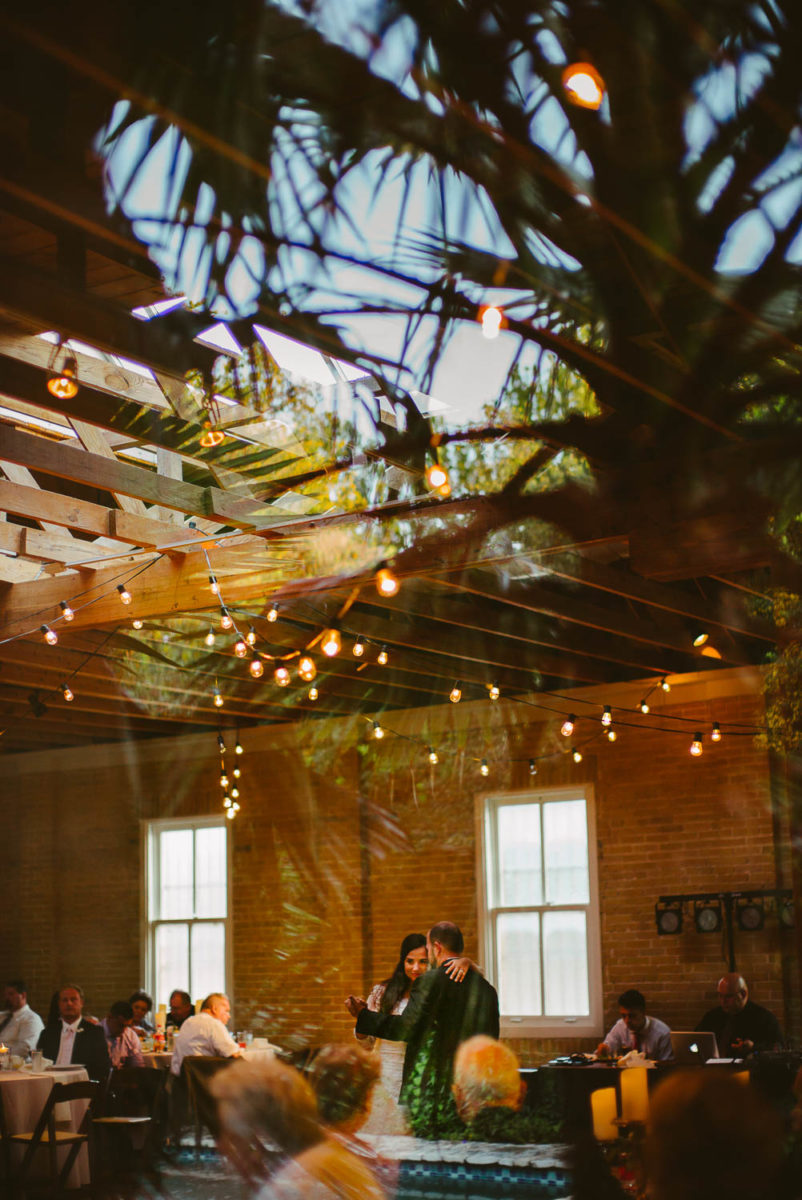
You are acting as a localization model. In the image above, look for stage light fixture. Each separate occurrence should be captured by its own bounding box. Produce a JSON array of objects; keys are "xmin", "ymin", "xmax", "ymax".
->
[
  {"xmin": 736, "ymin": 897, "xmax": 764, "ymax": 932},
  {"xmin": 694, "ymin": 900, "xmax": 722, "ymax": 933},
  {"xmin": 655, "ymin": 902, "xmax": 683, "ymax": 935}
]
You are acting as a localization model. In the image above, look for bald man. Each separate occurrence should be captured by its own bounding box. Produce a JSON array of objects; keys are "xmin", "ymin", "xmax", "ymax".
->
[
  {"xmin": 697, "ymin": 973, "xmax": 782, "ymax": 1056},
  {"xmin": 452, "ymin": 1036, "xmax": 544, "ymax": 1143}
]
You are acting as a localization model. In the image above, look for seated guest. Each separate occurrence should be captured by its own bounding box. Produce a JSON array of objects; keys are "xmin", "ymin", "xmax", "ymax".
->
[
  {"xmin": 37, "ymin": 984, "xmax": 111, "ymax": 1081},
  {"xmin": 452, "ymin": 1036, "xmax": 541, "ymax": 1143},
  {"xmin": 697, "ymin": 973, "xmax": 782, "ymax": 1056},
  {"xmin": 102, "ymin": 1000, "xmax": 145, "ymax": 1069},
  {"xmin": 170, "ymin": 992, "xmax": 241, "ymax": 1076},
  {"xmin": 0, "ymin": 978, "xmax": 44, "ymax": 1058},
  {"xmin": 595, "ymin": 988, "xmax": 672, "ymax": 1060},
  {"xmin": 165, "ymin": 989, "xmax": 193, "ymax": 1030},
  {"xmin": 129, "ymin": 989, "xmax": 155, "ymax": 1033},
  {"xmin": 307, "ymin": 1044, "xmax": 380, "ymax": 1136}
]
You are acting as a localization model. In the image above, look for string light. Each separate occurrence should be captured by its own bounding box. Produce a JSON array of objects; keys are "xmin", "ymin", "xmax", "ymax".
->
[
  {"xmin": 205, "ymin": 627, "xmax": 216, "ymax": 647},
  {"xmin": 607, "ymin": 729, "xmax": 617, "ymax": 742},
  {"xmin": 450, "ymin": 681, "xmax": 462, "ymax": 704},
  {"xmin": 428, "ymin": 746, "xmax": 439, "ymax": 765},
  {"xmin": 377, "ymin": 645, "xmax": 389, "ymax": 666},
  {"xmin": 274, "ymin": 665, "xmax": 291, "ymax": 687},
  {"xmin": 376, "ymin": 566, "xmax": 400, "ymax": 597},
  {"xmin": 220, "ymin": 607, "xmax": 233, "ymax": 631},
  {"xmin": 661, "ymin": 678, "xmax": 671, "ymax": 692},
  {"xmin": 249, "ymin": 655, "xmax": 264, "ymax": 679},
  {"xmin": 353, "ymin": 636, "xmax": 365, "ymax": 658},
  {"xmin": 246, "ymin": 626, "xmax": 257, "ymax": 646},
  {"xmin": 489, "ymin": 682, "xmax": 500, "ymax": 701},
  {"xmin": 267, "ymin": 603, "xmax": 279, "ymax": 622},
  {"xmin": 209, "ymin": 574, "xmax": 220, "ymax": 596},
  {"xmin": 562, "ymin": 62, "xmax": 605, "ymax": 110},
  {"xmin": 47, "ymin": 352, "xmax": 79, "ymax": 399},
  {"xmin": 561, "ymin": 714, "xmax": 575, "ymax": 737},
  {"xmin": 225, "ymin": 807, "xmax": 235, "ymax": 820},
  {"xmin": 41, "ymin": 624, "xmax": 58, "ymax": 645},
  {"xmin": 233, "ymin": 766, "xmax": 241, "ymax": 779},
  {"xmin": 690, "ymin": 733, "xmax": 704, "ymax": 757},
  {"xmin": 235, "ymin": 737, "xmax": 243, "ymax": 755},
  {"xmin": 425, "ymin": 462, "xmax": 451, "ymax": 496},
  {"xmin": 60, "ymin": 682, "xmax": 74, "ymax": 702},
  {"xmin": 200, "ymin": 423, "xmax": 225, "ymax": 449},
  {"xmin": 529, "ymin": 759, "xmax": 537, "ymax": 776},
  {"xmin": 601, "ymin": 706, "xmax": 612, "ymax": 727},
  {"xmin": 217, "ymin": 734, "xmax": 226, "ymax": 753},
  {"xmin": 321, "ymin": 628, "xmax": 341, "ymax": 657},
  {"xmin": 213, "ymin": 685, "xmax": 224, "ymax": 708},
  {"xmin": 692, "ymin": 630, "xmax": 709, "ymax": 647},
  {"xmin": 479, "ymin": 305, "xmax": 503, "ymax": 339},
  {"xmin": 308, "ymin": 685, "xmax": 319, "ymax": 701},
  {"xmin": 132, "ymin": 618, "xmax": 144, "ymax": 630},
  {"xmin": 117, "ymin": 584, "xmax": 132, "ymax": 605},
  {"xmin": 639, "ymin": 699, "xmax": 650, "ymax": 714},
  {"xmin": 234, "ymin": 636, "xmax": 248, "ymax": 658},
  {"xmin": 231, "ymin": 787, "xmax": 239, "ymax": 799},
  {"xmin": 59, "ymin": 601, "xmax": 74, "ymax": 622},
  {"xmin": 298, "ymin": 656, "xmax": 316, "ymax": 682},
  {"xmin": 480, "ymin": 758, "xmax": 490, "ymax": 777},
  {"xmin": 220, "ymin": 772, "xmax": 229, "ymax": 789},
  {"xmin": 572, "ymin": 747, "xmax": 583, "ymax": 764},
  {"xmin": 711, "ymin": 722, "xmax": 722, "ymax": 742},
  {"xmin": 373, "ymin": 721, "xmax": 385, "ymax": 740}
]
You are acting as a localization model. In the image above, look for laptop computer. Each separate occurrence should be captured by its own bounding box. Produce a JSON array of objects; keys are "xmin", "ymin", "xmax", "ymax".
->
[{"xmin": 670, "ymin": 1031, "xmax": 719, "ymax": 1064}]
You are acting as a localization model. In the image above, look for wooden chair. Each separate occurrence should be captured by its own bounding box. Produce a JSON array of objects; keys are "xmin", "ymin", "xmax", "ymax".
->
[
  {"xmin": 8, "ymin": 1078, "xmax": 101, "ymax": 1196},
  {"xmin": 180, "ymin": 1056, "xmax": 236, "ymax": 1150},
  {"xmin": 93, "ymin": 1067, "xmax": 167, "ymax": 1190}
]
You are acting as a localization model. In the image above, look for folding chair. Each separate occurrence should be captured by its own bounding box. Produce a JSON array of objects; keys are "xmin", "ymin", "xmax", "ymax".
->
[
  {"xmin": 93, "ymin": 1067, "xmax": 167, "ymax": 1190},
  {"xmin": 181, "ymin": 1056, "xmax": 236, "ymax": 1150},
  {"xmin": 8, "ymin": 1078, "xmax": 101, "ymax": 1196}
]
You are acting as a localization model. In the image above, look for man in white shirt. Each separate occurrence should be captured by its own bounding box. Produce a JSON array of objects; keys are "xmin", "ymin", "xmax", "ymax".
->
[
  {"xmin": 171, "ymin": 993, "xmax": 241, "ymax": 1076},
  {"xmin": 0, "ymin": 979, "xmax": 44, "ymax": 1058},
  {"xmin": 595, "ymin": 988, "xmax": 673, "ymax": 1061}
]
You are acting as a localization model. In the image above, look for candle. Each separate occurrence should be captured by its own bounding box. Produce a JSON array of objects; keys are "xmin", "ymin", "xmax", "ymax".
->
[
  {"xmin": 620, "ymin": 1066, "xmax": 649, "ymax": 1123},
  {"xmin": 591, "ymin": 1086, "xmax": 618, "ymax": 1141}
]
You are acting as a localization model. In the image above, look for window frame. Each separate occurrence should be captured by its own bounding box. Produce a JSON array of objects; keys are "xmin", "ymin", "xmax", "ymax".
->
[
  {"xmin": 142, "ymin": 815, "xmax": 233, "ymax": 1007},
  {"xmin": 476, "ymin": 783, "xmax": 603, "ymax": 1039}
]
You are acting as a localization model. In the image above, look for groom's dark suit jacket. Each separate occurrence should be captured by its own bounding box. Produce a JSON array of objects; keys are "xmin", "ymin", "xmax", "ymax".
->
[
  {"xmin": 356, "ymin": 959, "xmax": 499, "ymax": 1092},
  {"xmin": 37, "ymin": 1019, "xmax": 111, "ymax": 1081}
]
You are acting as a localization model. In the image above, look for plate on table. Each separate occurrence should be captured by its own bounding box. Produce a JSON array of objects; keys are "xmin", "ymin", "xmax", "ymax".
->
[{"xmin": 47, "ymin": 1064, "xmax": 82, "ymax": 1071}]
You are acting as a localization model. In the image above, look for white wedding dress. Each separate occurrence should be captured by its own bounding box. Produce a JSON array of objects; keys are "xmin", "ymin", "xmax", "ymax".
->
[{"xmin": 358, "ymin": 983, "xmax": 411, "ymax": 1136}]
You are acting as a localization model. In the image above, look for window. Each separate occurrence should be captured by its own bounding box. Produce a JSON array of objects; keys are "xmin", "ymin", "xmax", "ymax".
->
[
  {"xmin": 479, "ymin": 786, "xmax": 602, "ymax": 1037},
  {"xmin": 145, "ymin": 818, "xmax": 230, "ymax": 1006}
]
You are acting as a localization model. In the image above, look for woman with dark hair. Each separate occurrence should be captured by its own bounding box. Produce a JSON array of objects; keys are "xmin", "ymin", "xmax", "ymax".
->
[{"xmin": 128, "ymin": 990, "xmax": 154, "ymax": 1033}]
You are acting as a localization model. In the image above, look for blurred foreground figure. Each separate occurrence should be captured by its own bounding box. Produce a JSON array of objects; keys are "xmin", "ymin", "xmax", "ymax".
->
[
  {"xmin": 452, "ymin": 1035, "xmax": 543, "ymax": 1143},
  {"xmin": 309, "ymin": 1044, "xmax": 396, "ymax": 1195},
  {"xmin": 644, "ymin": 1071, "xmax": 785, "ymax": 1200},
  {"xmin": 211, "ymin": 1056, "xmax": 386, "ymax": 1199}
]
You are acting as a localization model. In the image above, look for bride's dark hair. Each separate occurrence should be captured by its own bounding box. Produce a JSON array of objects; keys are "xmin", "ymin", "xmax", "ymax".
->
[{"xmin": 380, "ymin": 933, "xmax": 427, "ymax": 1014}]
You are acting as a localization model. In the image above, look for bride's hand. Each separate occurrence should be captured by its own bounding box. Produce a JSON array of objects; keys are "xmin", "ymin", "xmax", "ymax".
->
[{"xmin": 444, "ymin": 956, "xmax": 474, "ymax": 983}]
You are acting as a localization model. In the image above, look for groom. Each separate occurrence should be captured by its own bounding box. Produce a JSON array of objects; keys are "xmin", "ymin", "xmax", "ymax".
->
[{"xmin": 346, "ymin": 921, "xmax": 499, "ymax": 1135}]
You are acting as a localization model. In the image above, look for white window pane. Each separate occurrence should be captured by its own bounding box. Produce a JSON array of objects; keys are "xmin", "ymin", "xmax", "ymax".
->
[
  {"xmin": 195, "ymin": 827, "xmax": 227, "ymax": 917},
  {"xmin": 155, "ymin": 923, "xmax": 189, "ymax": 1008},
  {"xmin": 497, "ymin": 804, "xmax": 542, "ymax": 906},
  {"xmin": 191, "ymin": 922, "xmax": 226, "ymax": 1001},
  {"xmin": 159, "ymin": 829, "xmax": 194, "ymax": 918},
  {"xmin": 543, "ymin": 799, "xmax": 589, "ymax": 904},
  {"xmin": 543, "ymin": 910, "xmax": 589, "ymax": 1016},
  {"xmin": 497, "ymin": 913, "xmax": 541, "ymax": 1016}
]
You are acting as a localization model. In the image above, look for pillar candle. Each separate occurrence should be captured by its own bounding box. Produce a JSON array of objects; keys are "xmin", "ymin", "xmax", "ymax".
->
[
  {"xmin": 195, "ymin": 999, "xmax": 203, "ymax": 1013},
  {"xmin": 591, "ymin": 1086, "xmax": 618, "ymax": 1141},
  {"xmin": 620, "ymin": 1066, "xmax": 649, "ymax": 1123}
]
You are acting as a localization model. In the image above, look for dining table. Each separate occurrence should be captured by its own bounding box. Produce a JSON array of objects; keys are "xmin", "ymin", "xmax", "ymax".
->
[{"xmin": 0, "ymin": 1064, "xmax": 91, "ymax": 1187}]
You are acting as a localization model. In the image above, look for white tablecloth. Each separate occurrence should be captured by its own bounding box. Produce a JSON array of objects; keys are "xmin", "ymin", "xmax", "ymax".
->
[
  {"xmin": 0, "ymin": 1066, "xmax": 90, "ymax": 1187},
  {"xmin": 141, "ymin": 1051, "xmax": 173, "ymax": 1070},
  {"xmin": 241, "ymin": 1046, "xmax": 276, "ymax": 1064}
]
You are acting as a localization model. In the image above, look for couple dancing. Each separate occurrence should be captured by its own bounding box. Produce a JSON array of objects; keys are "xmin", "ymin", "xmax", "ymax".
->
[{"xmin": 345, "ymin": 921, "xmax": 499, "ymax": 1137}]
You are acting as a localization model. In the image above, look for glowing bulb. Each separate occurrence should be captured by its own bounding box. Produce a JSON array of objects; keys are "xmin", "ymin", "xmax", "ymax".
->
[
  {"xmin": 274, "ymin": 665, "xmax": 290, "ymax": 687},
  {"xmin": 428, "ymin": 747, "xmax": 439, "ymax": 765},
  {"xmin": 217, "ymin": 733, "xmax": 226, "ymax": 752},
  {"xmin": 226, "ymin": 807, "xmax": 235, "ymax": 820},
  {"xmin": 223, "ymin": 795, "xmax": 232, "ymax": 808},
  {"xmin": 220, "ymin": 607, "xmax": 233, "ymax": 631},
  {"xmin": 529, "ymin": 759, "xmax": 537, "ymax": 776},
  {"xmin": 213, "ymin": 688, "xmax": 224, "ymax": 708},
  {"xmin": 489, "ymin": 682, "xmax": 500, "ymax": 701},
  {"xmin": 480, "ymin": 758, "xmax": 489, "ymax": 777},
  {"xmin": 209, "ymin": 574, "xmax": 220, "ymax": 596},
  {"xmin": 59, "ymin": 601, "xmax": 75, "ymax": 622},
  {"xmin": 308, "ymin": 686, "xmax": 319, "ymax": 701},
  {"xmin": 235, "ymin": 739, "xmax": 243, "ymax": 755},
  {"xmin": 690, "ymin": 733, "xmax": 703, "ymax": 757},
  {"xmin": 231, "ymin": 787, "xmax": 239, "ymax": 799},
  {"xmin": 234, "ymin": 637, "xmax": 248, "ymax": 658},
  {"xmin": 373, "ymin": 721, "xmax": 385, "ymax": 740},
  {"xmin": 425, "ymin": 462, "xmax": 450, "ymax": 495},
  {"xmin": 692, "ymin": 630, "xmax": 709, "ymax": 647},
  {"xmin": 560, "ymin": 715, "xmax": 575, "ymax": 737},
  {"xmin": 117, "ymin": 584, "xmax": 132, "ymax": 605},
  {"xmin": 133, "ymin": 618, "xmax": 144, "ymax": 630},
  {"xmin": 232, "ymin": 801, "xmax": 240, "ymax": 812},
  {"xmin": 661, "ymin": 678, "xmax": 671, "ymax": 692},
  {"xmin": 479, "ymin": 305, "xmax": 503, "ymax": 339},
  {"xmin": 572, "ymin": 747, "xmax": 583, "ymax": 764},
  {"xmin": 205, "ymin": 627, "xmax": 216, "ymax": 647},
  {"xmin": 61, "ymin": 682, "xmax": 74, "ymax": 702},
  {"xmin": 450, "ymin": 681, "xmax": 462, "ymax": 704},
  {"xmin": 601, "ymin": 706, "xmax": 612, "ymax": 727},
  {"xmin": 562, "ymin": 62, "xmax": 605, "ymax": 110},
  {"xmin": 41, "ymin": 624, "xmax": 58, "ymax": 645},
  {"xmin": 607, "ymin": 729, "xmax": 617, "ymax": 742},
  {"xmin": 639, "ymin": 700, "xmax": 650, "ymax": 714},
  {"xmin": 267, "ymin": 604, "xmax": 279, "ymax": 623},
  {"xmin": 711, "ymin": 722, "xmax": 722, "ymax": 742},
  {"xmin": 353, "ymin": 636, "xmax": 365, "ymax": 658},
  {"xmin": 321, "ymin": 628, "xmax": 341, "ymax": 657},
  {"xmin": 377, "ymin": 645, "xmax": 389, "ymax": 666},
  {"xmin": 249, "ymin": 655, "xmax": 264, "ymax": 679},
  {"xmin": 246, "ymin": 626, "xmax": 257, "ymax": 646},
  {"xmin": 233, "ymin": 766, "xmax": 241, "ymax": 779},
  {"xmin": 200, "ymin": 424, "xmax": 225, "ymax": 449},
  {"xmin": 220, "ymin": 773, "xmax": 229, "ymax": 789},
  {"xmin": 298, "ymin": 656, "xmax": 316, "ymax": 682},
  {"xmin": 47, "ymin": 355, "xmax": 79, "ymax": 399},
  {"xmin": 376, "ymin": 567, "xmax": 400, "ymax": 597}
]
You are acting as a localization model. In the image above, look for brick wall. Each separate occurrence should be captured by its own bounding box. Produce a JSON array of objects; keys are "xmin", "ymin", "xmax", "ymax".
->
[{"xmin": 1, "ymin": 668, "xmax": 795, "ymax": 1067}]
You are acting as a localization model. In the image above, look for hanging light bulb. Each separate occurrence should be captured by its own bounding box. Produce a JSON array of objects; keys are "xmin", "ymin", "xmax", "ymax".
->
[
  {"xmin": 321, "ymin": 628, "xmax": 341, "ymax": 657},
  {"xmin": 427, "ymin": 746, "xmax": 439, "ymax": 765},
  {"xmin": 529, "ymin": 758, "xmax": 537, "ymax": 776},
  {"xmin": 225, "ymin": 807, "xmax": 236, "ymax": 820},
  {"xmin": 711, "ymin": 722, "xmax": 722, "ymax": 742},
  {"xmin": 479, "ymin": 305, "xmax": 504, "ymax": 339},
  {"xmin": 298, "ymin": 656, "xmax": 316, "ymax": 682},
  {"xmin": 488, "ymin": 681, "xmax": 500, "ymax": 701},
  {"xmin": 223, "ymin": 795, "xmax": 232, "ymax": 808},
  {"xmin": 235, "ymin": 737, "xmax": 243, "ymax": 755},
  {"xmin": 220, "ymin": 607, "xmax": 233, "ymax": 631},
  {"xmin": 607, "ymin": 729, "xmax": 617, "ymax": 742},
  {"xmin": 249, "ymin": 655, "xmax": 264, "ymax": 679},
  {"xmin": 246, "ymin": 626, "xmax": 257, "ymax": 646},
  {"xmin": 41, "ymin": 624, "xmax": 58, "ymax": 645},
  {"xmin": 213, "ymin": 686, "xmax": 224, "ymax": 708},
  {"xmin": 274, "ymin": 665, "xmax": 291, "ymax": 687},
  {"xmin": 117, "ymin": 584, "xmax": 132, "ymax": 605},
  {"xmin": 450, "ymin": 681, "xmax": 462, "ymax": 704},
  {"xmin": 47, "ymin": 352, "xmax": 79, "ymax": 399},
  {"xmin": 132, "ymin": 618, "xmax": 144, "ymax": 630},
  {"xmin": 353, "ymin": 636, "xmax": 365, "ymax": 658},
  {"xmin": 217, "ymin": 733, "xmax": 226, "ymax": 753},
  {"xmin": 639, "ymin": 699, "xmax": 650, "ymax": 714},
  {"xmin": 234, "ymin": 636, "xmax": 248, "ymax": 659},
  {"xmin": 205, "ymin": 626, "xmax": 216, "ymax": 648},
  {"xmin": 232, "ymin": 801, "xmax": 240, "ymax": 812},
  {"xmin": 661, "ymin": 678, "xmax": 671, "ymax": 692},
  {"xmin": 601, "ymin": 706, "xmax": 612, "ymax": 727},
  {"xmin": 308, "ymin": 685, "xmax": 319, "ymax": 701},
  {"xmin": 60, "ymin": 682, "xmax": 74, "ymax": 702},
  {"xmin": 220, "ymin": 772, "xmax": 229, "ymax": 789},
  {"xmin": 231, "ymin": 787, "xmax": 240, "ymax": 799},
  {"xmin": 59, "ymin": 600, "xmax": 75, "ymax": 622},
  {"xmin": 690, "ymin": 733, "xmax": 704, "ymax": 757},
  {"xmin": 200, "ymin": 422, "xmax": 225, "ymax": 449},
  {"xmin": 561, "ymin": 715, "xmax": 575, "ymax": 737},
  {"xmin": 692, "ymin": 630, "xmax": 709, "ymax": 647},
  {"xmin": 267, "ymin": 603, "xmax": 279, "ymax": 623},
  {"xmin": 233, "ymin": 766, "xmax": 241, "ymax": 779},
  {"xmin": 376, "ymin": 566, "xmax": 400, "ymax": 597},
  {"xmin": 425, "ymin": 462, "xmax": 451, "ymax": 496},
  {"xmin": 480, "ymin": 758, "xmax": 490, "ymax": 777},
  {"xmin": 572, "ymin": 747, "xmax": 583, "ymax": 764},
  {"xmin": 209, "ymin": 574, "xmax": 220, "ymax": 596},
  {"xmin": 373, "ymin": 721, "xmax": 385, "ymax": 740},
  {"xmin": 562, "ymin": 62, "xmax": 605, "ymax": 110},
  {"xmin": 377, "ymin": 645, "xmax": 389, "ymax": 666}
]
